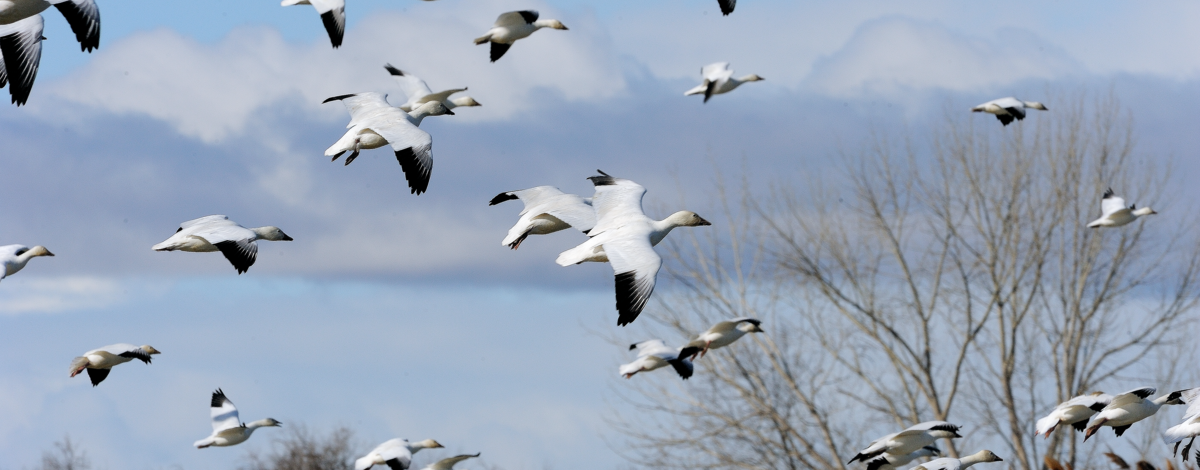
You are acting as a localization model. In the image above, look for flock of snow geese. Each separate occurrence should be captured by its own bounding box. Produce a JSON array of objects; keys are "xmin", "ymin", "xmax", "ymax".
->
[{"xmin": 0, "ymin": 0, "xmax": 1171, "ymax": 468}]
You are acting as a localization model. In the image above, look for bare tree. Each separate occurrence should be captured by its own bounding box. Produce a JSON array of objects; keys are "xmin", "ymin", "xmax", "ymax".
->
[
  {"xmin": 240, "ymin": 425, "xmax": 358, "ymax": 470},
  {"xmin": 613, "ymin": 92, "xmax": 1200, "ymax": 470},
  {"xmin": 37, "ymin": 436, "xmax": 90, "ymax": 470}
]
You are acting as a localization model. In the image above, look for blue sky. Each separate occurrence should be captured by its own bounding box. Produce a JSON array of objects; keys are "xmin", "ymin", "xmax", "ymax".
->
[{"xmin": 2, "ymin": 0, "xmax": 1200, "ymax": 468}]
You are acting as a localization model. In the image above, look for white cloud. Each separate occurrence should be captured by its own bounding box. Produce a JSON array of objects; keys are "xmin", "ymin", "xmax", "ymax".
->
[
  {"xmin": 40, "ymin": 0, "xmax": 624, "ymax": 143},
  {"xmin": 0, "ymin": 276, "xmax": 124, "ymax": 314},
  {"xmin": 803, "ymin": 17, "xmax": 1082, "ymax": 98}
]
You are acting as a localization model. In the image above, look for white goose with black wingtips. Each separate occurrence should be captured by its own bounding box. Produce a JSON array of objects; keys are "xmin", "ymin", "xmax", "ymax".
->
[
  {"xmin": 1086, "ymin": 188, "xmax": 1156, "ymax": 228},
  {"xmin": 68, "ymin": 343, "xmax": 160, "ymax": 386},
  {"xmin": 384, "ymin": 64, "xmax": 481, "ymax": 113},
  {"xmin": 490, "ymin": 186, "xmax": 595, "ymax": 249},
  {"xmin": 683, "ymin": 62, "xmax": 763, "ymax": 103},
  {"xmin": 0, "ymin": 0, "xmax": 100, "ymax": 106},
  {"xmin": 618, "ymin": 339, "xmax": 700, "ymax": 380},
  {"xmin": 971, "ymin": 97, "xmax": 1048, "ymax": 126},
  {"xmin": 354, "ymin": 438, "xmax": 444, "ymax": 470},
  {"xmin": 474, "ymin": 10, "xmax": 567, "ymax": 62},
  {"xmin": 1, "ymin": 243, "xmax": 53, "ymax": 281},
  {"xmin": 152, "ymin": 215, "xmax": 293, "ymax": 274},
  {"xmin": 1163, "ymin": 388, "xmax": 1200, "ymax": 461},
  {"xmin": 907, "ymin": 450, "xmax": 1003, "ymax": 470},
  {"xmin": 685, "ymin": 317, "xmax": 763, "ymax": 359},
  {"xmin": 555, "ymin": 171, "xmax": 711, "ymax": 326},
  {"xmin": 323, "ymin": 93, "xmax": 453, "ymax": 195},
  {"xmin": 194, "ymin": 389, "xmax": 281, "ymax": 448},
  {"xmin": 1084, "ymin": 386, "xmax": 1188, "ymax": 441},
  {"xmin": 1035, "ymin": 391, "xmax": 1112, "ymax": 438},
  {"xmin": 281, "ymin": 0, "xmax": 345, "ymax": 48},
  {"xmin": 848, "ymin": 421, "xmax": 962, "ymax": 467}
]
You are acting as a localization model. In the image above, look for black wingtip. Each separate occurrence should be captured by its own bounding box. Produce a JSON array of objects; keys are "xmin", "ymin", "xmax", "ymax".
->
[
  {"xmin": 211, "ymin": 388, "xmax": 227, "ymax": 407},
  {"xmin": 489, "ymin": 192, "xmax": 518, "ymax": 206},
  {"xmin": 628, "ymin": 343, "xmax": 638, "ymax": 350},
  {"xmin": 1102, "ymin": 187, "xmax": 1115, "ymax": 199},
  {"xmin": 323, "ymin": 93, "xmax": 357, "ymax": 104},
  {"xmin": 489, "ymin": 41, "xmax": 511, "ymax": 62},
  {"xmin": 383, "ymin": 63, "xmax": 404, "ymax": 76},
  {"xmin": 588, "ymin": 171, "xmax": 619, "ymax": 187},
  {"xmin": 614, "ymin": 271, "xmax": 652, "ymax": 326},
  {"xmin": 865, "ymin": 457, "xmax": 890, "ymax": 470}
]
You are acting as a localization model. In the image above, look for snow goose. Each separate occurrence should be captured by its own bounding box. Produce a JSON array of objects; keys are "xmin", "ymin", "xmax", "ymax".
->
[
  {"xmin": 474, "ymin": 10, "xmax": 567, "ymax": 62},
  {"xmin": 1035, "ymin": 391, "xmax": 1113, "ymax": 438},
  {"xmin": 619, "ymin": 339, "xmax": 701, "ymax": 380},
  {"xmin": 685, "ymin": 317, "xmax": 763, "ymax": 358},
  {"xmin": 0, "ymin": 0, "xmax": 100, "ymax": 106},
  {"xmin": 865, "ymin": 446, "xmax": 940, "ymax": 470},
  {"xmin": 555, "ymin": 171, "xmax": 711, "ymax": 326},
  {"xmin": 153, "ymin": 215, "xmax": 293, "ymax": 274},
  {"xmin": 490, "ymin": 186, "xmax": 596, "ymax": 249},
  {"xmin": 1161, "ymin": 388, "xmax": 1200, "ymax": 460},
  {"xmin": 281, "ymin": 0, "xmax": 344, "ymax": 48},
  {"xmin": 1086, "ymin": 188, "xmax": 1156, "ymax": 228},
  {"xmin": 68, "ymin": 343, "xmax": 160, "ymax": 386},
  {"xmin": 324, "ymin": 93, "xmax": 453, "ymax": 195},
  {"xmin": 848, "ymin": 421, "xmax": 962, "ymax": 466},
  {"xmin": 0, "ymin": 244, "xmax": 53, "ymax": 281},
  {"xmin": 384, "ymin": 64, "xmax": 480, "ymax": 113},
  {"xmin": 419, "ymin": 453, "xmax": 481, "ymax": 470},
  {"xmin": 970, "ymin": 97, "xmax": 1048, "ymax": 126},
  {"xmin": 907, "ymin": 450, "xmax": 1003, "ymax": 470},
  {"xmin": 354, "ymin": 438, "xmax": 445, "ymax": 470},
  {"xmin": 716, "ymin": 0, "xmax": 735, "ymax": 15},
  {"xmin": 194, "ymin": 389, "xmax": 281, "ymax": 448},
  {"xmin": 683, "ymin": 62, "xmax": 763, "ymax": 103},
  {"xmin": 1084, "ymin": 386, "xmax": 1187, "ymax": 440}
]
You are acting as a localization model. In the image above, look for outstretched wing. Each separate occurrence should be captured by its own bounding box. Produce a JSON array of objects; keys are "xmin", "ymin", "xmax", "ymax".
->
[
  {"xmin": 324, "ymin": 92, "xmax": 396, "ymax": 128},
  {"xmin": 604, "ymin": 233, "xmax": 662, "ymax": 326},
  {"xmin": 1107, "ymin": 386, "xmax": 1156, "ymax": 408},
  {"xmin": 496, "ymin": 10, "xmax": 538, "ymax": 26},
  {"xmin": 0, "ymin": 15, "xmax": 45, "ymax": 106},
  {"xmin": 384, "ymin": 64, "xmax": 434, "ymax": 104},
  {"xmin": 491, "ymin": 186, "xmax": 567, "ymax": 212},
  {"xmin": 701, "ymin": 62, "xmax": 732, "ymax": 82},
  {"xmin": 210, "ymin": 389, "xmax": 241, "ymax": 432},
  {"xmin": 178, "ymin": 215, "xmax": 231, "ymax": 232},
  {"xmin": 717, "ymin": 0, "xmax": 735, "ymax": 15},
  {"xmin": 586, "ymin": 172, "xmax": 647, "ymax": 237},
  {"xmin": 50, "ymin": 0, "xmax": 101, "ymax": 52},
  {"xmin": 425, "ymin": 453, "xmax": 481, "ymax": 470},
  {"xmin": 310, "ymin": 0, "xmax": 346, "ymax": 48},
  {"xmin": 1100, "ymin": 188, "xmax": 1131, "ymax": 218}
]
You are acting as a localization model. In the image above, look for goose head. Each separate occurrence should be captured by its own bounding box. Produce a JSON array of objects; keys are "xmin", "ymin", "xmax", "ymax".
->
[
  {"xmin": 1133, "ymin": 207, "xmax": 1157, "ymax": 217},
  {"xmin": 451, "ymin": 96, "xmax": 482, "ymax": 107},
  {"xmin": 253, "ymin": 227, "xmax": 293, "ymax": 242},
  {"xmin": 741, "ymin": 74, "xmax": 765, "ymax": 82},
  {"xmin": 537, "ymin": 19, "xmax": 568, "ymax": 30},
  {"xmin": 967, "ymin": 450, "xmax": 1003, "ymax": 463},
  {"xmin": 1025, "ymin": 101, "xmax": 1048, "ymax": 111},
  {"xmin": 738, "ymin": 320, "xmax": 765, "ymax": 334},
  {"xmin": 260, "ymin": 418, "xmax": 283, "ymax": 427},
  {"xmin": 666, "ymin": 211, "xmax": 712, "ymax": 227},
  {"xmin": 141, "ymin": 345, "xmax": 162, "ymax": 355},
  {"xmin": 411, "ymin": 439, "xmax": 444, "ymax": 450},
  {"xmin": 18, "ymin": 246, "xmax": 54, "ymax": 258}
]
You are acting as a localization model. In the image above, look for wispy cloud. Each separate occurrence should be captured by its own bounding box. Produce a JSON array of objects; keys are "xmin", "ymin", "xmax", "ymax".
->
[{"xmin": 0, "ymin": 276, "xmax": 124, "ymax": 314}]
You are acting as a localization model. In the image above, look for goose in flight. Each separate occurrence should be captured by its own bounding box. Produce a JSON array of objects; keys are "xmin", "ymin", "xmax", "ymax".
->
[
  {"xmin": 418, "ymin": 453, "xmax": 481, "ymax": 470},
  {"xmin": 281, "ymin": 0, "xmax": 345, "ymax": 48},
  {"xmin": 0, "ymin": 0, "xmax": 100, "ymax": 105},
  {"xmin": 1, "ymin": 244, "xmax": 53, "ymax": 281},
  {"xmin": 555, "ymin": 171, "xmax": 711, "ymax": 326},
  {"xmin": 354, "ymin": 438, "xmax": 445, "ymax": 470},
  {"xmin": 153, "ymin": 215, "xmax": 293, "ymax": 274},
  {"xmin": 1084, "ymin": 386, "xmax": 1188, "ymax": 440},
  {"xmin": 1035, "ymin": 392, "xmax": 1112, "ymax": 438},
  {"xmin": 684, "ymin": 62, "xmax": 763, "ymax": 103},
  {"xmin": 1086, "ymin": 188, "xmax": 1156, "ymax": 228},
  {"xmin": 864, "ymin": 446, "xmax": 940, "ymax": 470},
  {"xmin": 68, "ymin": 344, "xmax": 160, "ymax": 386},
  {"xmin": 848, "ymin": 421, "xmax": 962, "ymax": 466},
  {"xmin": 384, "ymin": 64, "xmax": 480, "ymax": 113},
  {"xmin": 490, "ymin": 186, "xmax": 596, "ymax": 249},
  {"xmin": 970, "ymin": 97, "xmax": 1047, "ymax": 126},
  {"xmin": 194, "ymin": 389, "xmax": 281, "ymax": 448},
  {"xmin": 474, "ymin": 10, "xmax": 567, "ymax": 62},
  {"xmin": 1161, "ymin": 388, "xmax": 1200, "ymax": 460},
  {"xmin": 324, "ymin": 93, "xmax": 453, "ymax": 195},
  {"xmin": 684, "ymin": 317, "xmax": 763, "ymax": 359},
  {"xmin": 906, "ymin": 450, "xmax": 1003, "ymax": 470},
  {"xmin": 619, "ymin": 339, "xmax": 700, "ymax": 380}
]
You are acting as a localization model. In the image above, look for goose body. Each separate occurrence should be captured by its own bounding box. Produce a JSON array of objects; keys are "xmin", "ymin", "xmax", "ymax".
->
[
  {"xmin": 354, "ymin": 438, "xmax": 444, "ymax": 470},
  {"xmin": 281, "ymin": 0, "xmax": 345, "ymax": 48},
  {"xmin": 1086, "ymin": 188, "xmax": 1156, "ymax": 228},
  {"xmin": 473, "ymin": 10, "xmax": 567, "ymax": 62},
  {"xmin": 1035, "ymin": 391, "xmax": 1112, "ymax": 437},
  {"xmin": 970, "ymin": 97, "xmax": 1048, "ymax": 126},
  {"xmin": 1160, "ymin": 388, "xmax": 1200, "ymax": 458},
  {"xmin": 683, "ymin": 62, "xmax": 763, "ymax": 103},
  {"xmin": 490, "ymin": 186, "xmax": 595, "ymax": 249},
  {"xmin": 907, "ymin": 450, "xmax": 1003, "ymax": 470},
  {"xmin": 384, "ymin": 64, "xmax": 480, "ymax": 113},
  {"xmin": 1084, "ymin": 387, "xmax": 1187, "ymax": 440},
  {"xmin": 153, "ymin": 215, "xmax": 292, "ymax": 274},
  {"xmin": 618, "ymin": 339, "xmax": 700, "ymax": 380},
  {"xmin": 0, "ymin": 0, "xmax": 99, "ymax": 105},
  {"xmin": 684, "ymin": 317, "xmax": 763, "ymax": 358},
  {"xmin": 0, "ymin": 244, "xmax": 53, "ymax": 280},
  {"xmin": 555, "ymin": 171, "xmax": 711, "ymax": 326},
  {"xmin": 324, "ymin": 93, "xmax": 453, "ymax": 195},
  {"xmin": 194, "ymin": 389, "xmax": 281, "ymax": 448},
  {"xmin": 67, "ymin": 343, "xmax": 160, "ymax": 386},
  {"xmin": 849, "ymin": 421, "xmax": 962, "ymax": 465},
  {"xmin": 865, "ymin": 446, "xmax": 940, "ymax": 470}
]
